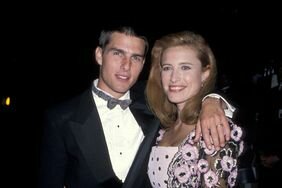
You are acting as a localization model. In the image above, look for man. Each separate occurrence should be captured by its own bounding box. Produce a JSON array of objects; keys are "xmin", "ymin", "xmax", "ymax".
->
[{"xmin": 38, "ymin": 26, "xmax": 234, "ymax": 188}]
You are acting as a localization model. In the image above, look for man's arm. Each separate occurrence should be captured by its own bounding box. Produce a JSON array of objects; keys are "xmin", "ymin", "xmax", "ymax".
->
[
  {"xmin": 194, "ymin": 93, "xmax": 235, "ymax": 150},
  {"xmin": 38, "ymin": 112, "xmax": 67, "ymax": 188}
]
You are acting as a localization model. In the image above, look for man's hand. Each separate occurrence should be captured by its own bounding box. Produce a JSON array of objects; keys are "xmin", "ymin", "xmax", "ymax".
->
[{"xmin": 194, "ymin": 97, "xmax": 231, "ymax": 150}]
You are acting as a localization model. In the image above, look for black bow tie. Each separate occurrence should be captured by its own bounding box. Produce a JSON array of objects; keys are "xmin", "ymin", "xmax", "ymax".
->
[{"xmin": 92, "ymin": 85, "xmax": 132, "ymax": 110}]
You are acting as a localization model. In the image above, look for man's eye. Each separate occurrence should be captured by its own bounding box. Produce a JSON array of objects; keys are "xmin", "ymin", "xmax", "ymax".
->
[
  {"xmin": 113, "ymin": 51, "xmax": 120, "ymax": 55},
  {"xmin": 132, "ymin": 56, "xmax": 143, "ymax": 63},
  {"xmin": 181, "ymin": 66, "xmax": 191, "ymax": 70}
]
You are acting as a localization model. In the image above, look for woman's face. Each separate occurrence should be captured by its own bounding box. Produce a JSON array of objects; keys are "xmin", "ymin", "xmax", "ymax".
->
[{"xmin": 161, "ymin": 46, "xmax": 209, "ymax": 110}]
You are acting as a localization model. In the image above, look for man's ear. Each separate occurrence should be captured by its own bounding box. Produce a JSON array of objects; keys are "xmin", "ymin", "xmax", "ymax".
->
[{"xmin": 95, "ymin": 47, "xmax": 103, "ymax": 65}]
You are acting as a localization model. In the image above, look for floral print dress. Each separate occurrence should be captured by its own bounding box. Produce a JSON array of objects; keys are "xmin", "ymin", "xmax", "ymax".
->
[{"xmin": 147, "ymin": 119, "xmax": 244, "ymax": 188}]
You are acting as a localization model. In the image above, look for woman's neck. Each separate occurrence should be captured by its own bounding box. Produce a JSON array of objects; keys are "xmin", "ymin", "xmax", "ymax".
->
[{"xmin": 159, "ymin": 121, "xmax": 196, "ymax": 147}]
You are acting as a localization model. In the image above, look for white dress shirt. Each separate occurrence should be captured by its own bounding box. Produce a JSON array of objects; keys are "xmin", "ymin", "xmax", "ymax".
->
[
  {"xmin": 92, "ymin": 79, "xmax": 144, "ymax": 182},
  {"xmin": 203, "ymin": 93, "xmax": 236, "ymax": 118}
]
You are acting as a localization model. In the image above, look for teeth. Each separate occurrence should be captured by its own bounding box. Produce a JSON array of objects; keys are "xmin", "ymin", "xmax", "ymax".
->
[
  {"xmin": 117, "ymin": 75, "xmax": 128, "ymax": 80},
  {"xmin": 169, "ymin": 86, "xmax": 184, "ymax": 91}
]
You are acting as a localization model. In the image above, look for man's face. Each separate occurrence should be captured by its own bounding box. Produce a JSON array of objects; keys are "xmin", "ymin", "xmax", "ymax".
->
[{"xmin": 95, "ymin": 32, "xmax": 145, "ymax": 98}]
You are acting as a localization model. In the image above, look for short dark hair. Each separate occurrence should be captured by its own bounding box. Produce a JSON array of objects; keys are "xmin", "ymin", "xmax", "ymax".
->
[{"xmin": 98, "ymin": 26, "xmax": 149, "ymax": 57}]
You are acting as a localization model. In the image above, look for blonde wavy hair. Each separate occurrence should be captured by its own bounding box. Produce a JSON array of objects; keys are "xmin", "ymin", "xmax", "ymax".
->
[{"xmin": 145, "ymin": 31, "xmax": 217, "ymax": 128}]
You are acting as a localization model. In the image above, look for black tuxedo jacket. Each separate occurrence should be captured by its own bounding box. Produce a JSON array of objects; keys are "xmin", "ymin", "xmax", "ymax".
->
[{"xmin": 38, "ymin": 83, "xmax": 160, "ymax": 188}]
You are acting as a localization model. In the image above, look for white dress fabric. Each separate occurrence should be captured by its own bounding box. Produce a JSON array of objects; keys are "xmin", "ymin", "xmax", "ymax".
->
[{"xmin": 148, "ymin": 119, "xmax": 244, "ymax": 188}]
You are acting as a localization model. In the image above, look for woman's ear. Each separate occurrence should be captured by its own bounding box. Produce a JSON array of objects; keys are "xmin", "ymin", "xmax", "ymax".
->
[
  {"xmin": 95, "ymin": 47, "xmax": 103, "ymax": 65},
  {"xmin": 201, "ymin": 69, "xmax": 210, "ymax": 84}
]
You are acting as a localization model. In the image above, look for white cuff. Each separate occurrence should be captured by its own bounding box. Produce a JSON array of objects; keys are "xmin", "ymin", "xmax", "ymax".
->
[{"xmin": 202, "ymin": 93, "xmax": 236, "ymax": 118}]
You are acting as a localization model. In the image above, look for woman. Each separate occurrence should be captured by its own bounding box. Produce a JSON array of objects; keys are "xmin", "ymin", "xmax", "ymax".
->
[{"xmin": 146, "ymin": 31, "xmax": 244, "ymax": 187}]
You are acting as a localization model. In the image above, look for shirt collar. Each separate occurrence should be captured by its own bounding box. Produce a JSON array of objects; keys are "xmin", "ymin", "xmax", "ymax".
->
[{"xmin": 93, "ymin": 79, "xmax": 131, "ymax": 100}]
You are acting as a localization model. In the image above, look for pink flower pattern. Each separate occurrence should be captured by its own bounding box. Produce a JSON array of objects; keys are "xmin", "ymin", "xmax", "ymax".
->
[{"xmin": 162, "ymin": 119, "xmax": 243, "ymax": 187}]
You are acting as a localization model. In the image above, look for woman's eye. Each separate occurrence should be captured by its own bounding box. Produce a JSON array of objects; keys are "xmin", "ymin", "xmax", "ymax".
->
[{"xmin": 162, "ymin": 66, "xmax": 171, "ymax": 71}]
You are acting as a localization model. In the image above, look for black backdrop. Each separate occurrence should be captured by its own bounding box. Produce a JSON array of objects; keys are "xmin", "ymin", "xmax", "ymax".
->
[{"xmin": 1, "ymin": 4, "xmax": 281, "ymax": 187}]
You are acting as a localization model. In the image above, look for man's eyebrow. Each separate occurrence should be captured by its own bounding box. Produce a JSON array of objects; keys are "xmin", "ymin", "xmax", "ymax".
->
[
  {"xmin": 106, "ymin": 47, "xmax": 123, "ymax": 52},
  {"xmin": 107, "ymin": 47, "xmax": 144, "ymax": 57}
]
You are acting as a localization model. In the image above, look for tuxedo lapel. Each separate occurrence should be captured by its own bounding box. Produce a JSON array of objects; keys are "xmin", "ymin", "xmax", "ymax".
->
[
  {"xmin": 69, "ymin": 85, "xmax": 159, "ymax": 187},
  {"xmin": 123, "ymin": 106, "xmax": 160, "ymax": 188},
  {"xmin": 70, "ymin": 90, "xmax": 118, "ymax": 184}
]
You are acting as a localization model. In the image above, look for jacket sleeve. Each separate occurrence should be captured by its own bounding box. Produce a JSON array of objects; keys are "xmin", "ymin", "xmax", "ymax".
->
[{"xmin": 38, "ymin": 111, "xmax": 67, "ymax": 188}]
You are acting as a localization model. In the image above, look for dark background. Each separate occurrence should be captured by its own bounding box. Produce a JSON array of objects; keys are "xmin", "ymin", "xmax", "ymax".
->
[{"xmin": 1, "ymin": 3, "xmax": 281, "ymax": 187}]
